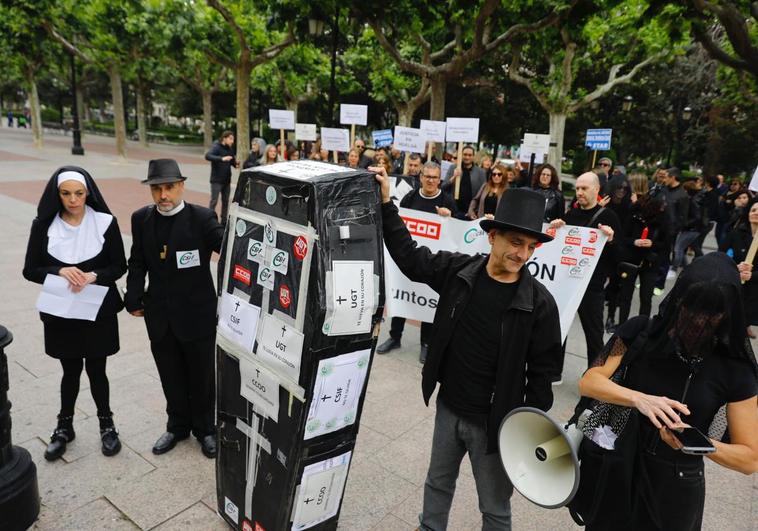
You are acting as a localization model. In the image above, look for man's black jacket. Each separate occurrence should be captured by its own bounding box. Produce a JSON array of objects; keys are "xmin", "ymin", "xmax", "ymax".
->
[
  {"xmin": 125, "ymin": 203, "xmax": 224, "ymax": 342},
  {"xmin": 205, "ymin": 141, "xmax": 235, "ymax": 184},
  {"xmin": 381, "ymin": 201, "xmax": 562, "ymax": 453}
]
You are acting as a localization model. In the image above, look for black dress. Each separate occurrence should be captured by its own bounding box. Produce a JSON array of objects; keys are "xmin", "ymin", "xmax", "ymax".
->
[
  {"xmin": 719, "ymin": 224, "xmax": 758, "ymax": 325},
  {"xmin": 23, "ymin": 216, "xmax": 127, "ymax": 358}
]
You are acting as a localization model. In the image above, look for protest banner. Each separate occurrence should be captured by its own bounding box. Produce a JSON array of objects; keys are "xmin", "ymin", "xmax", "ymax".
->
[
  {"xmin": 384, "ymin": 207, "xmax": 606, "ymax": 341},
  {"xmin": 269, "ymin": 109, "xmax": 296, "ymax": 159},
  {"xmin": 445, "ymin": 118, "xmax": 480, "ymax": 199},
  {"xmin": 320, "ymin": 128, "xmax": 350, "ymax": 163},
  {"xmin": 420, "ymin": 119, "xmax": 446, "ymax": 161},
  {"xmin": 339, "ymin": 104, "xmax": 368, "ymax": 146},
  {"xmin": 295, "ymin": 123, "xmax": 317, "ymax": 141},
  {"xmin": 372, "ymin": 129, "xmax": 393, "ymax": 148},
  {"xmin": 585, "ymin": 128, "xmax": 613, "ymax": 167}
]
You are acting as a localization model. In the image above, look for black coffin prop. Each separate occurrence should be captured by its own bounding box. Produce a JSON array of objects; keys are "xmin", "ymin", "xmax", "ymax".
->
[{"xmin": 215, "ymin": 161, "xmax": 385, "ymax": 531}]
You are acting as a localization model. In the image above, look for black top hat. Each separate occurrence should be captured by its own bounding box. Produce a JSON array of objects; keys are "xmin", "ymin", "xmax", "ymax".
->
[
  {"xmin": 479, "ymin": 188, "xmax": 553, "ymax": 243},
  {"xmin": 142, "ymin": 159, "xmax": 188, "ymax": 185}
]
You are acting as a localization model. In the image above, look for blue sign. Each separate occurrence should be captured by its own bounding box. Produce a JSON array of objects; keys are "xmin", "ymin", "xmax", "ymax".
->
[
  {"xmin": 585, "ymin": 128, "xmax": 613, "ymax": 150},
  {"xmin": 372, "ymin": 129, "xmax": 393, "ymax": 148}
]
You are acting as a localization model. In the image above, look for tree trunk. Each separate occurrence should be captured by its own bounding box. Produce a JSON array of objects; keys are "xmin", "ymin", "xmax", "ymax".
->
[
  {"xmin": 429, "ymin": 76, "xmax": 447, "ymax": 121},
  {"xmin": 136, "ymin": 87, "xmax": 148, "ymax": 147},
  {"xmin": 201, "ymin": 89, "xmax": 213, "ymax": 149},
  {"xmin": 235, "ymin": 61, "xmax": 252, "ymax": 162},
  {"xmin": 397, "ymin": 106, "xmax": 413, "ymax": 127},
  {"xmin": 108, "ymin": 65, "xmax": 127, "ymax": 159},
  {"xmin": 285, "ymin": 99, "xmax": 299, "ymax": 116},
  {"xmin": 548, "ymin": 111, "xmax": 566, "ymax": 173},
  {"xmin": 24, "ymin": 67, "xmax": 43, "ymax": 148}
]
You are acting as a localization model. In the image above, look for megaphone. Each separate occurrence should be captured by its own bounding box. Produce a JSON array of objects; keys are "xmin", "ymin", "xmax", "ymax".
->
[{"xmin": 498, "ymin": 407, "xmax": 583, "ymax": 509}]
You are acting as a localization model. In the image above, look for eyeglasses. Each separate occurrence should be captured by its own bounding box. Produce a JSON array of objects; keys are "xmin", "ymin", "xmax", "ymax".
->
[
  {"xmin": 491, "ymin": 171, "xmax": 503, "ymax": 176},
  {"xmin": 599, "ymin": 162, "xmax": 610, "ymax": 167},
  {"xmin": 422, "ymin": 174, "xmax": 440, "ymax": 180}
]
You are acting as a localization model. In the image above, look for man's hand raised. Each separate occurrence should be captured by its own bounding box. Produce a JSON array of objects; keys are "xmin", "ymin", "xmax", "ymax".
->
[{"xmin": 368, "ymin": 165, "xmax": 392, "ymax": 204}]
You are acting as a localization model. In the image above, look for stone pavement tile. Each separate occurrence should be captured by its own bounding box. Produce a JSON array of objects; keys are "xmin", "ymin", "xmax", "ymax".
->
[
  {"xmin": 19, "ymin": 435, "xmax": 155, "ymax": 515},
  {"xmin": 372, "ymin": 416, "xmax": 435, "ymax": 486},
  {"xmin": 12, "ymin": 402, "xmax": 65, "ymax": 446},
  {"xmin": 33, "ymin": 496, "xmax": 139, "ymax": 531},
  {"xmin": 352, "ymin": 424, "xmax": 392, "ymax": 465},
  {"xmin": 390, "ymin": 470, "xmax": 481, "ymax": 530},
  {"xmin": 364, "ymin": 355, "xmax": 421, "ymax": 405},
  {"xmin": 8, "ymin": 368, "xmax": 62, "ymax": 410},
  {"xmin": 702, "ymin": 499, "xmax": 753, "ymax": 531},
  {"xmin": 359, "ymin": 390, "xmax": 434, "ymax": 440},
  {"xmin": 367, "ymin": 513, "xmax": 414, "ymax": 530},
  {"xmin": 74, "ymin": 369, "xmax": 164, "ymax": 417},
  {"xmin": 153, "ymin": 500, "xmax": 228, "ymax": 530},
  {"xmin": 338, "ymin": 458, "xmax": 417, "ymax": 531},
  {"xmin": 120, "ymin": 426, "xmax": 211, "ymax": 470},
  {"xmin": 704, "ymin": 460, "xmax": 756, "ymax": 509},
  {"xmin": 511, "ymin": 493, "xmax": 579, "ymax": 530},
  {"xmin": 6, "ymin": 323, "xmax": 59, "ymax": 378},
  {"xmin": 105, "ymin": 455, "xmax": 216, "ymax": 530}
]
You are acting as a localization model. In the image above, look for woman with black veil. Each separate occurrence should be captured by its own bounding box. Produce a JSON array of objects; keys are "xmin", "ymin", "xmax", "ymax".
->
[
  {"xmin": 578, "ymin": 253, "xmax": 758, "ymax": 530},
  {"xmin": 23, "ymin": 167, "xmax": 127, "ymax": 460}
]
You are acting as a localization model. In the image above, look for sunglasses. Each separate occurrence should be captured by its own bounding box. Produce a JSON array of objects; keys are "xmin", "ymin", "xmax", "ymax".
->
[
  {"xmin": 600, "ymin": 162, "xmax": 610, "ymax": 167},
  {"xmin": 491, "ymin": 171, "xmax": 503, "ymax": 176}
]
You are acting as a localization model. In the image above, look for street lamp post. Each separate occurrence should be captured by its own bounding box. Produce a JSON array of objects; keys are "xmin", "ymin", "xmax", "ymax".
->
[{"xmin": 69, "ymin": 53, "xmax": 84, "ymax": 156}]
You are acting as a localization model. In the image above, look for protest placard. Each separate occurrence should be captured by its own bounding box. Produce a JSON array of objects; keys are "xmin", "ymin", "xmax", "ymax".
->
[
  {"xmin": 295, "ymin": 123, "xmax": 317, "ymax": 141},
  {"xmin": 393, "ymin": 126, "xmax": 427, "ymax": 154},
  {"xmin": 320, "ymin": 128, "xmax": 350, "ymax": 161}
]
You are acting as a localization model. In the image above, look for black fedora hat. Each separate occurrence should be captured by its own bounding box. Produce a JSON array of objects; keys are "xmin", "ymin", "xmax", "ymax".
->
[
  {"xmin": 141, "ymin": 158, "xmax": 188, "ymax": 185},
  {"xmin": 480, "ymin": 188, "xmax": 553, "ymax": 243}
]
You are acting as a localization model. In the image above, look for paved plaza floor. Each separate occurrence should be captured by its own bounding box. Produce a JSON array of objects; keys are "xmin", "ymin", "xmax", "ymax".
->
[{"xmin": 0, "ymin": 126, "xmax": 755, "ymax": 530}]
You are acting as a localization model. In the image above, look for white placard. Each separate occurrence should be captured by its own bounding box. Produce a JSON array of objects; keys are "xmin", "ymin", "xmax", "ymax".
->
[
  {"xmin": 254, "ymin": 313, "xmax": 304, "ymax": 383},
  {"xmin": 445, "ymin": 117, "xmax": 480, "ymax": 143},
  {"xmin": 251, "ymin": 160, "xmax": 352, "ymax": 180},
  {"xmin": 218, "ymin": 293, "xmax": 262, "ymax": 354},
  {"xmin": 295, "ymin": 123, "xmax": 318, "ymax": 141},
  {"xmin": 239, "ymin": 357, "xmax": 279, "ymax": 421},
  {"xmin": 304, "ymin": 349, "xmax": 370, "ymax": 439},
  {"xmin": 393, "ymin": 126, "xmax": 427, "ymax": 153},
  {"xmin": 522, "ymin": 132, "xmax": 551, "ymax": 152},
  {"xmin": 519, "ymin": 144, "xmax": 547, "ymax": 164},
  {"xmin": 291, "ymin": 451, "xmax": 352, "ymax": 530},
  {"xmin": 36, "ymin": 274, "xmax": 108, "ymax": 321},
  {"xmin": 269, "ymin": 109, "xmax": 295, "ymax": 130},
  {"xmin": 391, "ymin": 177, "xmax": 414, "ymax": 202},
  {"xmin": 323, "ymin": 261, "xmax": 375, "ymax": 336},
  {"xmin": 440, "ymin": 160, "xmax": 454, "ymax": 180},
  {"xmin": 420, "ymin": 119, "xmax": 447, "ymax": 143},
  {"xmin": 384, "ymin": 208, "xmax": 606, "ymax": 341},
  {"xmin": 320, "ymin": 128, "xmax": 351, "ymax": 152},
  {"xmin": 749, "ymin": 164, "xmax": 758, "ymax": 192},
  {"xmin": 339, "ymin": 104, "xmax": 368, "ymax": 126}
]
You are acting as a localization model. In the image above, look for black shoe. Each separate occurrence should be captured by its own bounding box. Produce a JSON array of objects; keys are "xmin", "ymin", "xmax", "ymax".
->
[
  {"xmin": 99, "ymin": 427, "xmax": 121, "ymax": 457},
  {"xmin": 604, "ymin": 317, "xmax": 616, "ymax": 334},
  {"xmin": 419, "ymin": 344, "xmax": 428, "ymax": 364},
  {"xmin": 44, "ymin": 415, "xmax": 75, "ymax": 461},
  {"xmin": 200, "ymin": 434, "xmax": 217, "ymax": 458},
  {"xmin": 376, "ymin": 337, "xmax": 401, "ymax": 354},
  {"xmin": 152, "ymin": 431, "xmax": 188, "ymax": 455}
]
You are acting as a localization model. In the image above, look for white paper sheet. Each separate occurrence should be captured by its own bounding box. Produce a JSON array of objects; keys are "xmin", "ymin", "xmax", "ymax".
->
[
  {"xmin": 323, "ymin": 261, "xmax": 375, "ymax": 335},
  {"xmin": 295, "ymin": 123, "xmax": 318, "ymax": 141},
  {"xmin": 254, "ymin": 312, "xmax": 304, "ymax": 383},
  {"xmin": 304, "ymin": 349, "xmax": 370, "ymax": 439},
  {"xmin": 35, "ymin": 274, "xmax": 108, "ymax": 321},
  {"xmin": 239, "ymin": 357, "xmax": 280, "ymax": 422},
  {"xmin": 218, "ymin": 292, "xmax": 261, "ymax": 354},
  {"xmin": 393, "ymin": 126, "xmax": 427, "ymax": 153},
  {"xmin": 291, "ymin": 451, "xmax": 352, "ymax": 530},
  {"xmin": 269, "ymin": 109, "xmax": 296, "ymax": 130}
]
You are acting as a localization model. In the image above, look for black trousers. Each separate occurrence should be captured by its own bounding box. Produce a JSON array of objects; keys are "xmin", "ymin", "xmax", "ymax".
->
[
  {"xmin": 209, "ymin": 182, "xmax": 230, "ymax": 224},
  {"xmin": 389, "ymin": 317, "xmax": 433, "ymax": 345},
  {"xmin": 150, "ymin": 330, "xmax": 216, "ymax": 438},
  {"xmin": 617, "ymin": 265, "xmax": 657, "ymax": 324},
  {"xmin": 578, "ymin": 289, "xmax": 605, "ymax": 368}
]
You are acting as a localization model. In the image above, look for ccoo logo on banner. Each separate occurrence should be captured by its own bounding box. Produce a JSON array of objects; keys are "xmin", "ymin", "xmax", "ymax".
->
[{"xmin": 385, "ymin": 207, "xmax": 607, "ymax": 341}]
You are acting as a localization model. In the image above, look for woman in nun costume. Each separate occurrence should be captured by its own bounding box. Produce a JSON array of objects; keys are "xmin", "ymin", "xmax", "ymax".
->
[{"xmin": 23, "ymin": 167, "xmax": 127, "ymax": 460}]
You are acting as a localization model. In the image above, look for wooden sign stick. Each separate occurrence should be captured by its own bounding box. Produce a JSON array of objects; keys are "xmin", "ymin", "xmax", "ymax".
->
[
  {"xmin": 333, "ymin": 150, "xmax": 338, "ymax": 164},
  {"xmin": 454, "ymin": 141, "xmax": 464, "ymax": 200},
  {"xmin": 280, "ymin": 129, "xmax": 286, "ymax": 160},
  {"xmin": 402, "ymin": 152, "xmax": 409, "ymax": 176},
  {"xmin": 350, "ymin": 124, "xmax": 356, "ymax": 148},
  {"xmin": 591, "ymin": 149, "xmax": 597, "ymax": 169},
  {"xmin": 427, "ymin": 142, "xmax": 433, "ymax": 162},
  {"xmin": 742, "ymin": 229, "xmax": 758, "ymax": 284}
]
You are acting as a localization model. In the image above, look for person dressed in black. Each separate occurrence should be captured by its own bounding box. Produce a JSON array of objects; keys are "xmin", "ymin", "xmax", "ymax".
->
[
  {"xmin": 125, "ymin": 159, "xmax": 224, "ymax": 458},
  {"xmin": 376, "ymin": 162, "xmax": 457, "ymax": 362},
  {"xmin": 579, "ymin": 253, "xmax": 758, "ymax": 530},
  {"xmin": 443, "ymin": 145, "xmax": 486, "ymax": 219},
  {"xmin": 469, "ymin": 162, "xmax": 508, "ymax": 220},
  {"xmin": 551, "ymin": 172, "xmax": 619, "ymax": 370},
  {"xmin": 719, "ymin": 198, "xmax": 758, "ymax": 337},
  {"xmin": 23, "ymin": 167, "xmax": 127, "ymax": 460},
  {"xmin": 373, "ymin": 163, "xmax": 562, "ymax": 530},
  {"xmin": 204, "ymin": 130, "xmax": 238, "ymax": 225},
  {"xmin": 531, "ymin": 163, "xmax": 565, "ymax": 222}
]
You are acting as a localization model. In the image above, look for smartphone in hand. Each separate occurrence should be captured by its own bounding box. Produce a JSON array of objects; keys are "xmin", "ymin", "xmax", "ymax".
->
[{"xmin": 674, "ymin": 426, "xmax": 716, "ymax": 455}]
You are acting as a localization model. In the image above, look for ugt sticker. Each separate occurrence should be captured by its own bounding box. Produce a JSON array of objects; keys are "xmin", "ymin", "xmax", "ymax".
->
[
  {"xmin": 176, "ymin": 249, "xmax": 200, "ymax": 269},
  {"xmin": 279, "ymin": 284, "xmax": 291, "ymax": 309},
  {"xmin": 293, "ymin": 235, "xmax": 308, "ymax": 260},
  {"xmin": 232, "ymin": 264, "xmax": 251, "ymax": 285}
]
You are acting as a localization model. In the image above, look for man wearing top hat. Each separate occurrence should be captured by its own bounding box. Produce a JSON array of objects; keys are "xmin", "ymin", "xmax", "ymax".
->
[
  {"xmin": 371, "ymin": 166, "xmax": 562, "ymax": 531},
  {"xmin": 125, "ymin": 159, "xmax": 224, "ymax": 458}
]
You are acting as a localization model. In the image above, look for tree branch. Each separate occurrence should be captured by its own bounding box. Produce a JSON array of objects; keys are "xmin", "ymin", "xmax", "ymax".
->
[
  {"xmin": 483, "ymin": 0, "xmax": 578, "ymax": 54},
  {"xmin": 429, "ymin": 39, "xmax": 457, "ymax": 62},
  {"xmin": 204, "ymin": 45, "xmax": 236, "ymax": 69},
  {"xmin": 365, "ymin": 19, "xmax": 429, "ymax": 76},
  {"xmin": 206, "ymin": 0, "xmax": 249, "ymax": 53},
  {"xmin": 567, "ymin": 52, "xmax": 665, "ymax": 113},
  {"xmin": 558, "ymin": 27, "xmax": 577, "ymax": 99},
  {"xmin": 508, "ymin": 44, "xmax": 550, "ymax": 111},
  {"xmin": 249, "ymin": 24, "xmax": 295, "ymax": 68},
  {"xmin": 43, "ymin": 23, "xmax": 93, "ymax": 64},
  {"xmin": 691, "ymin": 23, "xmax": 749, "ymax": 72}
]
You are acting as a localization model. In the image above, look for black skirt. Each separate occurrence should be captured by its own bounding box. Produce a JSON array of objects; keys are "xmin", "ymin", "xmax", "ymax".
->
[{"xmin": 43, "ymin": 314, "xmax": 120, "ymax": 359}]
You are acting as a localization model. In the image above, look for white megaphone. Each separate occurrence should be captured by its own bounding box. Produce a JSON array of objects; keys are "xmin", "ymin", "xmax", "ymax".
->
[{"xmin": 498, "ymin": 407, "xmax": 583, "ymax": 509}]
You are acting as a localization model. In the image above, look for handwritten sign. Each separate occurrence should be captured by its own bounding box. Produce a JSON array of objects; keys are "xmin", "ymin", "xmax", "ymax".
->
[
  {"xmin": 393, "ymin": 126, "xmax": 427, "ymax": 153},
  {"xmin": 446, "ymin": 117, "xmax": 480, "ymax": 143},
  {"xmin": 339, "ymin": 104, "xmax": 368, "ymax": 126},
  {"xmin": 320, "ymin": 128, "xmax": 350, "ymax": 152},
  {"xmin": 268, "ymin": 109, "xmax": 295, "ymax": 130}
]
